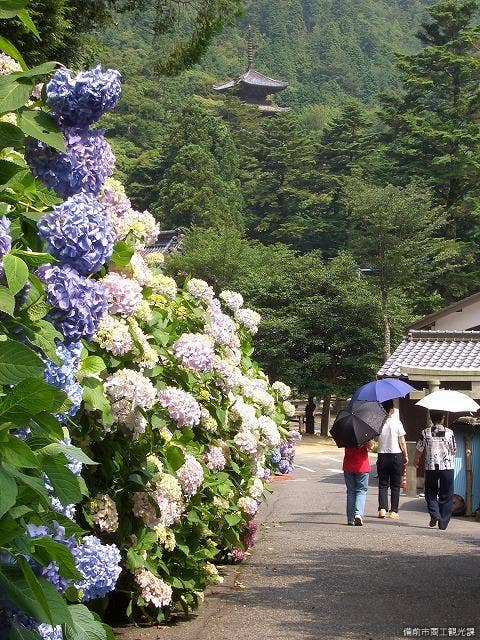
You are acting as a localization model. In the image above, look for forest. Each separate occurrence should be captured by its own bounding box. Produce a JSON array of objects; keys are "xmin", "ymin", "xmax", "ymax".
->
[{"xmin": 6, "ymin": 0, "xmax": 480, "ymax": 420}]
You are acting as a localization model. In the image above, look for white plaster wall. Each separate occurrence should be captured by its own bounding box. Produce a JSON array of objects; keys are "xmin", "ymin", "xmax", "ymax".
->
[{"xmin": 433, "ymin": 299, "xmax": 480, "ymax": 330}]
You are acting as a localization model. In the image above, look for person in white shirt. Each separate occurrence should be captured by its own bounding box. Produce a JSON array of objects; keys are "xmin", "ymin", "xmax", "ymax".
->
[
  {"xmin": 413, "ymin": 411, "xmax": 456, "ymax": 530},
  {"xmin": 377, "ymin": 400, "xmax": 408, "ymax": 519}
]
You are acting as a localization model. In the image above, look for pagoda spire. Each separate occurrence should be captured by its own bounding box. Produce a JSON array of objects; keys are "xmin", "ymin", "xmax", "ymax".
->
[{"xmin": 247, "ymin": 25, "xmax": 254, "ymax": 69}]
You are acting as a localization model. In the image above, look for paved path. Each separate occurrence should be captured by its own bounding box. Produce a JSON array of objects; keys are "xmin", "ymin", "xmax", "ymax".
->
[{"xmin": 117, "ymin": 438, "xmax": 480, "ymax": 640}]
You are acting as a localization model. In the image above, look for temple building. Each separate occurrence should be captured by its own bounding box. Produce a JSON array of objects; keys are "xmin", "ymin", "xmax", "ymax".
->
[{"xmin": 213, "ymin": 30, "xmax": 289, "ymax": 114}]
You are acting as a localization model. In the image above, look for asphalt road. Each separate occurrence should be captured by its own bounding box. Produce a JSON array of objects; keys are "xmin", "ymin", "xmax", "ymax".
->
[{"xmin": 117, "ymin": 438, "xmax": 480, "ymax": 640}]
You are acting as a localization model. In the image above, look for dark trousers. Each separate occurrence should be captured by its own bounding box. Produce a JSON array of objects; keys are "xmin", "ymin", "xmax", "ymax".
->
[
  {"xmin": 377, "ymin": 452, "xmax": 403, "ymax": 512},
  {"xmin": 425, "ymin": 468, "xmax": 454, "ymax": 530}
]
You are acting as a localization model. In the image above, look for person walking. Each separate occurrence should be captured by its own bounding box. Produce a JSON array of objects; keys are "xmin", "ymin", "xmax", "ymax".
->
[
  {"xmin": 377, "ymin": 400, "xmax": 408, "ymax": 520},
  {"xmin": 343, "ymin": 443, "xmax": 371, "ymax": 526},
  {"xmin": 413, "ymin": 411, "xmax": 456, "ymax": 530}
]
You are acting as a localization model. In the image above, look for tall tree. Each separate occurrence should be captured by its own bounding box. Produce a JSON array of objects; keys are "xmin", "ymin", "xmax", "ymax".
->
[
  {"xmin": 343, "ymin": 176, "xmax": 460, "ymax": 357},
  {"xmin": 379, "ymin": 0, "xmax": 480, "ymax": 240}
]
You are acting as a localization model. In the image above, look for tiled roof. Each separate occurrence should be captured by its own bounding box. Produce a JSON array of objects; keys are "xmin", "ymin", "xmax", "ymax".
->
[
  {"xmin": 144, "ymin": 229, "xmax": 183, "ymax": 255},
  {"xmin": 213, "ymin": 68, "xmax": 288, "ymax": 93},
  {"xmin": 378, "ymin": 330, "xmax": 480, "ymax": 378}
]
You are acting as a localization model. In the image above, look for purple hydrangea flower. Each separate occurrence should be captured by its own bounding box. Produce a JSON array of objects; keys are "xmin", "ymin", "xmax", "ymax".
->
[
  {"xmin": 157, "ymin": 387, "xmax": 201, "ymax": 428},
  {"xmin": 46, "ymin": 66, "xmax": 121, "ymax": 128},
  {"xmin": 0, "ymin": 216, "xmax": 11, "ymax": 259},
  {"xmin": 278, "ymin": 459, "xmax": 290, "ymax": 474},
  {"xmin": 173, "ymin": 333, "xmax": 215, "ymax": 373},
  {"xmin": 270, "ymin": 449, "xmax": 282, "ymax": 464},
  {"xmin": 26, "ymin": 128, "xmax": 115, "ymax": 199},
  {"xmin": 101, "ymin": 273, "xmax": 142, "ymax": 317},
  {"xmin": 72, "ymin": 535, "xmax": 122, "ymax": 601},
  {"xmin": 38, "ymin": 193, "xmax": 115, "ymax": 275},
  {"xmin": 38, "ymin": 264, "xmax": 107, "ymax": 342}
]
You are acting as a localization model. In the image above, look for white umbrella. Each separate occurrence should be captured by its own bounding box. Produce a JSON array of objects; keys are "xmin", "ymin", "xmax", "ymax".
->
[{"xmin": 416, "ymin": 389, "xmax": 480, "ymax": 413}]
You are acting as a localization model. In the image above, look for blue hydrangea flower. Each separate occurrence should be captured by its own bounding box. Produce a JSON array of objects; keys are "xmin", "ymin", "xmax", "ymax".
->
[
  {"xmin": 46, "ymin": 65, "xmax": 121, "ymax": 128},
  {"xmin": 38, "ymin": 194, "xmax": 115, "ymax": 275},
  {"xmin": 72, "ymin": 536, "xmax": 122, "ymax": 601},
  {"xmin": 26, "ymin": 129, "xmax": 115, "ymax": 199},
  {"xmin": 44, "ymin": 342, "xmax": 83, "ymax": 421},
  {"xmin": 278, "ymin": 459, "xmax": 290, "ymax": 474},
  {"xmin": 0, "ymin": 216, "xmax": 11, "ymax": 259},
  {"xmin": 270, "ymin": 449, "xmax": 282, "ymax": 464},
  {"xmin": 38, "ymin": 264, "xmax": 107, "ymax": 343}
]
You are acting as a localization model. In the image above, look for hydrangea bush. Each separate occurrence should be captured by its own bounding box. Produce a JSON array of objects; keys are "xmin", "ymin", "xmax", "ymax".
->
[{"xmin": 13, "ymin": 59, "xmax": 299, "ymax": 629}]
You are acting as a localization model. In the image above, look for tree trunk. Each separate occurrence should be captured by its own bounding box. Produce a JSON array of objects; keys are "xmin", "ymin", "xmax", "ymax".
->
[
  {"xmin": 305, "ymin": 395, "xmax": 316, "ymax": 435},
  {"xmin": 381, "ymin": 289, "xmax": 391, "ymax": 359},
  {"xmin": 320, "ymin": 394, "xmax": 331, "ymax": 436}
]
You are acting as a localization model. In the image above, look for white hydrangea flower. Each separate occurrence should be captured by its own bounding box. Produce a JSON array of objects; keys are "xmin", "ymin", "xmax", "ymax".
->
[
  {"xmin": 187, "ymin": 278, "xmax": 215, "ymax": 302},
  {"xmin": 272, "ymin": 380, "xmax": 292, "ymax": 399},
  {"xmin": 219, "ymin": 290, "xmax": 244, "ymax": 311}
]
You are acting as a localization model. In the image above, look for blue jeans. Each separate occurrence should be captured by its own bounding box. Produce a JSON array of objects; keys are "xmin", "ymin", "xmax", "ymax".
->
[
  {"xmin": 344, "ymin": 472, "xmax": 369, "ymax": 523},
  {"xmin": 425, "ymin": 469, "xmax": 454, "ymax": 530}
]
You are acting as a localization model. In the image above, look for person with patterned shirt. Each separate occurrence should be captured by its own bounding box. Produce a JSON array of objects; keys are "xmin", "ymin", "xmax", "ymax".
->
[{"xmin": 413, "ymin": 411, "xmax": 456, "ymax": 530}]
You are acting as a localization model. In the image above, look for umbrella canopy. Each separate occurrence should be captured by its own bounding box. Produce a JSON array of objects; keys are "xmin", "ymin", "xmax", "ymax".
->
[
  {"xmin": 416, "ymin": 390, "xmax": 480, "ymax": 413},
  {"xmin": 352, "ymin": 378, "xmax": 415, "ymax": 402},
  {"xmin": 331, "ymin": 401, "xmax": 387, "ymax": 448}
]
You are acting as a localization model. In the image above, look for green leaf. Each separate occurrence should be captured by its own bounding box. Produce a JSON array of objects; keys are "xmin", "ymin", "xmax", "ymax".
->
[
  {"xmin": 0, "ymin": 285, "xmax": 15, "ymax": 315},
  {"xmin": 28, "ymin": 319, "xmax": 63, "ymax": 363},
  {"xmin": 17, "ymin": 109, "xmax": 65, "ymax": 151},
  {"xmin": 41, "ymin": 454, "xmax": 81, "ymax": 506},
  {"xmin": 0, "ymin": 35, "xmax": 27, "ymax": 69},
  {"xmin": 224, "ymin": 513, "xmax": 241, "ymax": 527},
  {"xmin": 80, "ymin": 356, "xmax": 106, "ymax": 376},
  {"xmin": 0, "ymin": 75, "xmax": 33, "ymax": 114},
  {"xmin": 0, "ymin": 378, "xmax": 67, "ymax": 424},
  {"xmin": 6, "ymin": 465, "xmax": 49, "ymax": 503},
  {"xmin": 110, "ymin": 240, "xmax": 134, "ymax": 267},
  {"xmin": 0, "ymin": 563, "xmax": 72, "ymax": 625},
  {"xmin": 0, "ymin": 515, "xmax": 23, "ymax": 545},
  {"xmin": 0, "ymin": 464, "xmax": 17, "ymax": 517},
  {"xmin": 0, "ymin": 121, "xmax": 24, "ymax": 148},
  {"xmin": 126, "ymin": 547, "xmax": 144, "ymax": 571},
  {"xmin": 40, "ymin": 442, "xmax": 97, "ymax": 466},
  {"xmin": 12, "ymin": 250, "xmax": 54, "ymax": 268},
  {"xmin": 12, "ymin": 62, "xmax": 58, "ymax": 79},
  {"xmin": 82, "ymin": 378, "xmax": 114, "ymax": 426},
  {"xmin": 0, "ymin": 340, "xmax": 44, "ymax": 385},
  {"xmin": 64, "ymin": 604, "xmax": 107, "ymax": 640},
  {"xmin": 15, "ymin": 9, "xmax": 40, "ymax": 37},
  {"xmin": 3, "ymin": 253, "xmax": 29, "ymax": 295},
  {"xmin": 31, "ymin": 537, "xmax": 82, "ymax": 580},
  {"xmin": 165, "ymin": 446, "xmax": 185, "ymax": 472},
  {"xmin": 9, "ymin": 623, "xmax": 41, "ymax": 640},
  {"xmin": 0, "ymin": 158, "xmax": 24, "ymax": 183},
  {"xmin": 1, "ymin": 435, "xmax": 38, "ymax": 468}
]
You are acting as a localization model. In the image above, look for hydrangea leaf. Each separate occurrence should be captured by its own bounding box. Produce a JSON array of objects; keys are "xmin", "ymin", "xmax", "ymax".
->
[
  {"xmin": 15, "ymin": 9, "xmax": 40, "ymax": 38},
  {"xmin": 110, "ymin": 240, "xmax": 134, "ymax": 267},
  {"xmin": 17, "ymin": 109, "xmax": 65, "ymax": 151},
  {"xmin": 0, "ymin": 122, "xmax": 24, "ymax": 149},
  {"xmin": 2, "ymin": 434, "xmax": 38, "ymax": 468},
  {"xmin": 0, "ymin": 339, "xmax": 44, "ymax": 385},
  {"xmin": 0, "ymin": 76, "xmax": 33, "ymax": 114},
  {"xmin": 8, "ymin": 623, "xmax": 41, "ymax": 640},
  {"xmin": 12, "ymin": 250, "xmax": 55, "ymax": 268},
  {"xmin": 0, "ymin": 464, "xmax": 17, "ymax": 518},
  {"xmin": 3, "ymin": 253, "xmax": 29, "ymax": 295},
  {"xmin": 28, "ymin": 319, "xmax": 63, "ymax": 364},
  {"xmin": 0, "ymin": 378, "xmax": 67, "ymax": 424},
  {"xmin": 41, "ymin": 454, "xmax": 82, "ymax": 506},
  {"xmin": 0, "ymin": 35, "xmax": 27, "ymax": 69},
  {"xmin": 40, "ymin": 442, "xmax": 97, "ymax": 466},
  {"xmin": 30, "ymin": 536, "xmax": 82, "ymax": 580},
  {"xmin": 64, "ymin": 604, "xmax": 107, "ymax": 640}
]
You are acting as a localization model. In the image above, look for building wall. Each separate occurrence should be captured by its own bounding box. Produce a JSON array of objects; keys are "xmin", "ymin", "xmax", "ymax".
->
[{"xmin": 430, "ymin": 299, "xmax": 480, "ymax": 330}]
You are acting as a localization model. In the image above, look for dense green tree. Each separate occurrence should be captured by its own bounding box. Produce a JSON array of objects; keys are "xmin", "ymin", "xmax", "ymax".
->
[
  {"xmin": 343, "ymin": 176, "xmax": 460, "ymax": 357},
  {"xmin": 245, "ymin": 112, "xmax": 329, "ymax": 251},
  {"xmin": 379, "ymin": 0, "xmax": 480, "ymax": 239}
]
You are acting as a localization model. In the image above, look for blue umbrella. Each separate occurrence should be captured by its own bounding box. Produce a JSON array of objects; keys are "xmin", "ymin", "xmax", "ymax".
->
[{"xmin": 352, "ymin": 378, "xmax": 415, "ymax": 403}]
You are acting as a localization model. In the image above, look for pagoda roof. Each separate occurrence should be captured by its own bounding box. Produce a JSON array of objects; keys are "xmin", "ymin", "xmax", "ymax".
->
[{"xmin": 213, "ymin": 67, "xmax": 288, "ymax": 94}]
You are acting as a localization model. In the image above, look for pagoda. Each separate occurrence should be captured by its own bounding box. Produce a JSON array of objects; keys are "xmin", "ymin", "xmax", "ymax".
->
[{"xmin": 213, "ymin": 29, "xmax": 289, "ymax": 114}]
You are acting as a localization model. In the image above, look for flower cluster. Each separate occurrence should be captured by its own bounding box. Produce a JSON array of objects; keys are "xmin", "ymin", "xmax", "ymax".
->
[
  {"xmin": 134, "ymin": 569, "xmax": 172, "ymax": 609},
  {"xmin": 151, "ymin": 274, "xmax": 177, "ymax": 300},
  {"xmin": 272, "ymin": 381, "xmax": 292, "ymax": 399},
  {"xmin": 0, "ymin": 53, "xmax": 22, "ymax": 75},
  {"xmin": 157, "ymin": 387, "xmax": 201, "ymax": 428},
  {"xmin": 105, "ymin": 368, "xmax": 157, "ymax": 435},
  {"xmin": 219, "ymin": 290, "xmax": 244, "ymax": 311},
  {"xmin": 0, "ymin": 215, "xmax": 11, "ymax": 259},
  {"xmin": 43, "ymin": 341, "xmax": 83, "ymax": 420},
  {"xmin": 176, "ymin": 454, "xmax": 204, "ymax": 497},
  {"xmin": 26, "ymin": 128, "xmax": 115, "ymax": 199},
  {"xmin": 72, "ymin": 535, "xmax": 122, "ymax": 601},
  {"xmin": 102, "ymin": 273, "xmax": 142, "ymax": 317},
  {"xmin": 187, "ymin": 278, "xmax": 215, "ymax": 302},
  {"xmin": 204, "ymin": 445, "xmax": 227, "ymax": 471},
  {"xmin": 108, "ymin": 207, "xmax": 159, "ymax": 247},
  {"xmin": 99, "ymin": 179, "xmax": 132, "ymax": 219},
  {"xmin": 93, "ymin": 314, "xmax": 133, "ymax": 356},
  {"xmin": 173, "ymin": 333, "xmax": 215, "ymax": 373},
  {"xmin": 46, "ymin": 66, "xmax": 121, "ymax": 128},
  {"xmin": 238, "ymin": 496, "xmax": 258, "ymax": 517},
  {"xmin": 234, "ymin": 308, "xmax": 261, "ymax": 334},
  {"xmin": 39, "ymin": 264, "xmax": 107, "ymax": 342},
  {"xmin": 88, "ymin": 494, "xmax": 119, "ymax": 533},
  {"xmin": 38, "ymin": 193, "xmax": 115, "ymax": 274},
  {"xmin": 258, "ymin": 416, "xmax": 281, "ymax": 447}
]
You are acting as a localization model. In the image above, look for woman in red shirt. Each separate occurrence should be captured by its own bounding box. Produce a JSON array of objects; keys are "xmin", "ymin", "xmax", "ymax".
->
[{"xmin": 343, "ymin": 444, "xmax": 371, "ymax": 526}]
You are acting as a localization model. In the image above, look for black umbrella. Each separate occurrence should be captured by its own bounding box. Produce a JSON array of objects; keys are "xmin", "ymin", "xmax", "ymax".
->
[{"xmin": 330, "ymin": 401, "xmax": 387, "ymax": 448}]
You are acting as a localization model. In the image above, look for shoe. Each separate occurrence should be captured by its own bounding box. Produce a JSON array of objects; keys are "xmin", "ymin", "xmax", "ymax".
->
[
  {"xmin": 388, "ymin": 511, "xmax": 399, "ymax": 520},
  {"xmin": 429, "ymin": 517, "xmax": 438, "ymax": 528},
  {"xmin": 347, "ymin": 522, "xmax": 354, "ymax": 526},
  {"xmin": 378, "ymin": 509, "xmax": 387, "ymax": 519},
  {"xmin": 354, "ymin": 516, "xmax": 363, "ymax": 526}
]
